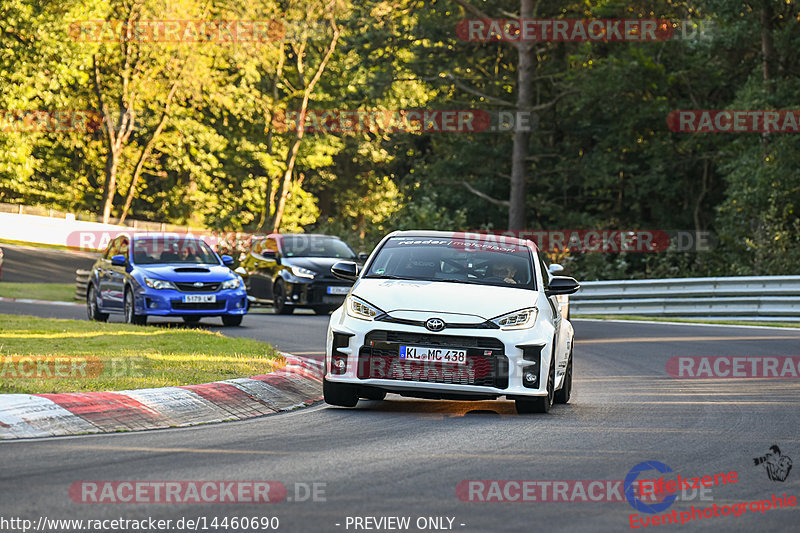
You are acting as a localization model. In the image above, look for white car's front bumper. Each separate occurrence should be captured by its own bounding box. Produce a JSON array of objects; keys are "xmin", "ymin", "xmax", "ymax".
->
[{"xmin": 325, "ymin": 306, "xmax": 565, "ymax": 399}]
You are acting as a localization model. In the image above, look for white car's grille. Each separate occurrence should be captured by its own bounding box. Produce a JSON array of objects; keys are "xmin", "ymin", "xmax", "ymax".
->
[{"xmin": 356, "ymin": 330, "xmax": 508, "ymax": 388}]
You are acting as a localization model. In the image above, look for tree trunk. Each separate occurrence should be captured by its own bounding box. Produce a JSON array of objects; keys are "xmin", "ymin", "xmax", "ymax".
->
[
  {"xmin": 693, "ymin": 159, "xmax": 709, "ymax": 233},
  {"xmin": 508, "ymin": 0, "xmax": 535, "ymax": 231},
  {"xmin": 101, "ymin": 155, "xmax": 119, "ymax": 224},
  {"xmin": 272, "ymin": 136, "xmax": 302, "ymax": 232},
  {"xmin": 760, "ymin": 0, "xmax": 776, "ymax": 93},
  {"xmin": 119, "ymin": 80, "xmax": 180, "ymax": 223},
  {"xmin": 271, "ymin": 20, "xmax": 340, "ymax": 232},
  {"xmin": 258, "ymin": 41, "xmax": 286, "ymax": 231},
  {"xmin": 93, "ymin": 5, "xmax": 137, "ymax": 225}
]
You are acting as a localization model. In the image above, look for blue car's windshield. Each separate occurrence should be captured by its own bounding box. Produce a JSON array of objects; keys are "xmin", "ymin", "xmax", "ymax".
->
[{"xmin": 132, "ymin": 237, "xmax": 220, "ymax": 265}]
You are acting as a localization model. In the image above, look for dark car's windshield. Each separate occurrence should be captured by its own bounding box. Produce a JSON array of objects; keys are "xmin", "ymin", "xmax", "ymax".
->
[
  {"xmin": 282, "ymin": 236, "xmax": 355, "ymax": 259},
  {"xmin": 365, "ymin": 236, "xmax": 535, "ymax": 289},
  {"xmin": 131, "ymin": 238, "xmax": 220, "ymax": 265}
]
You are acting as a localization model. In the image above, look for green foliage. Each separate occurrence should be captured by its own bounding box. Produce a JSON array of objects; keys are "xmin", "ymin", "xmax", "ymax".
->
[{"xmin": 1, "ymin": 0, "xmax": 798, "ymax": 279}]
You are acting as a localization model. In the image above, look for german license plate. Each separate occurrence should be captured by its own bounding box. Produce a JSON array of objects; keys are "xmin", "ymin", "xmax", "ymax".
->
[
  {"xmin": 399, "ymin": 345, "xmax": 467, "ymax": 365},
  {"xmin": 183, "ymin": 294, "xmax": 216, "ymax": 303},
  {"xmin": 327, "ymin": 286, "xmax": 350, "ymax": 295}
]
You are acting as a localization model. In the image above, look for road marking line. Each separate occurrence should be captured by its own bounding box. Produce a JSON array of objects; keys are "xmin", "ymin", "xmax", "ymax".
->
[
  {"xmin": 69, "ymin": 444, "xmax": 295, "ymax": 455},
  {"xmin": 576, "ymin": 335, "xmax": 800, "ymax": 343},
  {"xmin": 574, "ymin": 318, "xmax": 800, "ymax": 331},
  {"xmin": 0, "ymin": 296, "xmax": 83, "ymax": 306}
]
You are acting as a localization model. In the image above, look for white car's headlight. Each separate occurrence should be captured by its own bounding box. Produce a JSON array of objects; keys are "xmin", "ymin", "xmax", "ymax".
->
[
  {"xmin": 220, "ymin": 277, "xmax": 243, "ymax": 290},
  {"xmin": 491, "ymin": 308, "xmax": 538, "ymax": 330},
  {"xmin": 290, "ymin": 266, "xmax": 316, "ymax": 279},
  {"xmin": 144, "ymin": 278, "xmax": 177, "ymax": 290},
  {"xmin": 346, "ymin": 295, "xmax": 384, "ymax": 321}
]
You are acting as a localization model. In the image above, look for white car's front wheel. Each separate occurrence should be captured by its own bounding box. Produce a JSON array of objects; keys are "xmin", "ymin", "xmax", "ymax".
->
[
  {"xmin": 323, "ymin": 379, "xmax": 359, "ymax": 407},
  {"xmin": 515, "ymin": 357, "xmax": 555, "ymax": 414},
  {"xmin": 554, "ymin": 348, "xmax": 573, "ymax": 404}
]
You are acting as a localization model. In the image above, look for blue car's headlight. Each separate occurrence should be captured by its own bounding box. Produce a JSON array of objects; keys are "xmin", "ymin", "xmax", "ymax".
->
[
  {"xmin": 144, "ymin": 278, "xmax": 177, "ymax": 290},
  {"xmin": 221, "ymin": 277, "xmax": 243, "ymax": 290}
]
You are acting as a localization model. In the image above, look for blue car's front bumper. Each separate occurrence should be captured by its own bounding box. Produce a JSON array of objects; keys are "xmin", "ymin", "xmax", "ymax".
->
[{"xmin": 133, "ymin": 287, "xmax": 249, "ymax": 317}]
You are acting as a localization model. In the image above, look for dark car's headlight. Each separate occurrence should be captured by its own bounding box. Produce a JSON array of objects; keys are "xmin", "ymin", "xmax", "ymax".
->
[
  {"xmin": 144, "ymin": 278, "xmax": 177, "ymax": 290},
  {"xmin": 220, "ymin": 277, "xmax": 243, "ymax": 290},
  {"xmin": 290, "ymin": 266, "xmax": 316, "ymax": 279},
  {"xmin": 490, "ymin": 308, "xmax": 538, "ymax": 330},
  {"xmin": 346, "ymin": 295, "xmax": 384, "ymax": 321}
]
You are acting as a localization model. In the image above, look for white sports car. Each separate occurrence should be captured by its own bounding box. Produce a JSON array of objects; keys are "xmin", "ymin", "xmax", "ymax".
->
[{"xmin": 324, "ymin": 230, "xmax": 580, "ymax": 414}]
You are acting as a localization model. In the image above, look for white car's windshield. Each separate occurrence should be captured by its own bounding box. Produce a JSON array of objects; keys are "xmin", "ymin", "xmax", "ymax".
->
[{"xmin": 365, "ymin": 236, "xmax": 535, "ymax": 289}]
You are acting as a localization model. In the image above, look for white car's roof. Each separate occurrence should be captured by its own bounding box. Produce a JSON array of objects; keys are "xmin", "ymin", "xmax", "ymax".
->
[{"xmin": 386, "ymin": 230, "xmax": 534, "ymax": 250}]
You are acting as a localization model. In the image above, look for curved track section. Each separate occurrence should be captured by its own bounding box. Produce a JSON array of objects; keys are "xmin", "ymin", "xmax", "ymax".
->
[{"xmin": 1, "ymin": 299, "xmax": 799, "ymax": 532}]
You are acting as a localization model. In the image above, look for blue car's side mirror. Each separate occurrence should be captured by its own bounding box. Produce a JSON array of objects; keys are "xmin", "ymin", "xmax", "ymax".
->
[
  {"xmin": 111, "ymin": 254, "xmax": 126, "ymax": 266},
  {"xmin": 221, "ymin": 255, "xmax": 234, "ymax": 266}
]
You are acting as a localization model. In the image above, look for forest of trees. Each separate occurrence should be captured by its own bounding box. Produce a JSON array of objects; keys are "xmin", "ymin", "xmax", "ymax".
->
[{"xmin": 1, "ymin": 0, "xmax": 798, "ymax": 280}]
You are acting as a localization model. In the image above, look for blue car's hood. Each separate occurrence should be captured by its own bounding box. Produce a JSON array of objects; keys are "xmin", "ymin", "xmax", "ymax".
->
[{"xmin": 136, "ymin": 264, "xmax": 235, "ymax": 281}]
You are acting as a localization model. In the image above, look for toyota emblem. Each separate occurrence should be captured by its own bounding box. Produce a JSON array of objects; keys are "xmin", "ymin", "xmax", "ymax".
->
[{"xmin": 425, "ymin": 318, "xmax": 445, "ymax": 332}]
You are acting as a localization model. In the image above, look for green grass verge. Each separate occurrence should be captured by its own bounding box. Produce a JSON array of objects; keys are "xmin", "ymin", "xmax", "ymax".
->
[
  {"xmin": 572, "ymin": 314, "xmax": 800, "ymax": 329},
  {"xmin": 0, "ymin": 282, "xmax": 76, "ymax": 302},
  {"xmin": 0, "ymin": 314, "xmax": 282, "ymax": 394}
]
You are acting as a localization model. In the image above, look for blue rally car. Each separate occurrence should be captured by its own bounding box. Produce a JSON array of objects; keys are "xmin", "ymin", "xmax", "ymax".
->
[{"xmin": 86, "ymin": 233, "xmax": 248, "ymax": 326}]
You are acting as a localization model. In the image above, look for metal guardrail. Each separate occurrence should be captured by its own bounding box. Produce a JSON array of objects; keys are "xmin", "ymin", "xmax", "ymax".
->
[
  {"xmin": 75, "ymin": 269, "xmax": 90, "ymax": 301},
  {"xmin": 570, "ymin": 275, "xmax": 800, "ymax": 321}
]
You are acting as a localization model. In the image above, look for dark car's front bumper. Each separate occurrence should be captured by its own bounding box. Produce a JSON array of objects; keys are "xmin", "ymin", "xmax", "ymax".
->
[{"xmin": 284, "ymin": 278, "xmax": 352, "ymax": 309}]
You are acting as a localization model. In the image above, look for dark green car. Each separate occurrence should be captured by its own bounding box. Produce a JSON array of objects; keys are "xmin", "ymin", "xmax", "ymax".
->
[{"xmin": 237, "ymin": 233, "xmax": 365, "ymax": 315}]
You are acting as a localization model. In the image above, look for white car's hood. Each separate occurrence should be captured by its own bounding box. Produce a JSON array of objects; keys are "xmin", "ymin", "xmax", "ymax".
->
[{"xmin": 352, "ymin": 278, "xmax": 539, "ymax": 321}]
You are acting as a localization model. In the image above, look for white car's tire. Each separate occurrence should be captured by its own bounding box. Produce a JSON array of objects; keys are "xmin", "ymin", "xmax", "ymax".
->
[
  {"xmin": 554, "ymin": 349, "xmax": 573, "ymax": 404},
  {"xmin": 360, "ymin": 389, "xmax": 387, "ymax": 401},
  {"xmin": 515, "ymin": 356, "xmax": 555, "ymax": 414},
  {"xmin": 323, "ymin": 379, "xmax": 359, "ymax": 407}
]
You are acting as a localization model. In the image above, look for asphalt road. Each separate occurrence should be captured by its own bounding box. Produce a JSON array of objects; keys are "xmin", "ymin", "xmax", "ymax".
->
[
  {"xmin": 1, "ymin": 297, "xmax": 800, "ymax": 532},
  {"xmin": 0, "ymin": 243, "xmax": 98, "ymax": 283}
]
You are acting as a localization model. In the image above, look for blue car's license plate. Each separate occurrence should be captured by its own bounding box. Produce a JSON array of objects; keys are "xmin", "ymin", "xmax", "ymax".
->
[{"xmin": 183, "ymin": 294, "xmax": 216, "ymax": 303}]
